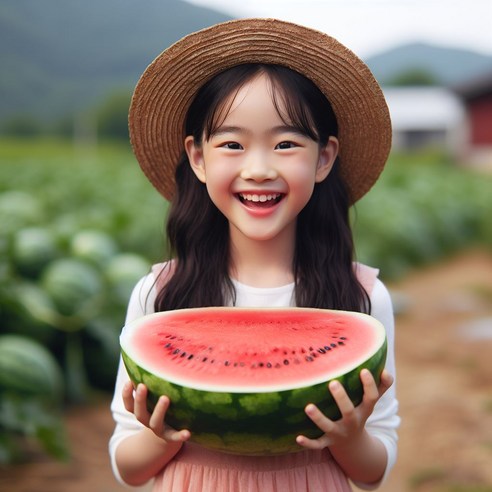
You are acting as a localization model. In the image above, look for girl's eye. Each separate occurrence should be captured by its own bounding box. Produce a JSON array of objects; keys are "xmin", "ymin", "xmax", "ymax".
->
[
  {"xmin": 275, "ymin": 141, "xmax": 296, "ymax": 150},
  {"xmin": 222, "ymin": 142, "xmax": 243, "ymax": 150}
]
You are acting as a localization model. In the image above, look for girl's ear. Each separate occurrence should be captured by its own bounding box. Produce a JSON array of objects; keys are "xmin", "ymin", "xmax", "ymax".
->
[
  {"xmin": 315, "ymin": 136, "xmax": 339, "ymax": 183},
  {"xmin": 185, "ymin": 135, "xmax": 206, "ymax": 183}
]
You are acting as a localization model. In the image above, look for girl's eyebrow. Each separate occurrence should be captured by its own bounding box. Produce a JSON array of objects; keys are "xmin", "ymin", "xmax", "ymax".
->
[
  {"xmin": 210, "ymin": 125, "xmax": 306, "ymax": 137},
  {"xmin": 271, "ymin": 125, "xmax": 307, "ymax": 136},
  {"xmin": 210, "ymin": 125, "xmax": 244, "ymax": 137}
]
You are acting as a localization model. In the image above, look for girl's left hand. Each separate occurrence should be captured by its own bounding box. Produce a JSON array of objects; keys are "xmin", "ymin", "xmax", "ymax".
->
[{"xmin": 296, "ymin": 368, "xmax": 393, "ymax": 450}]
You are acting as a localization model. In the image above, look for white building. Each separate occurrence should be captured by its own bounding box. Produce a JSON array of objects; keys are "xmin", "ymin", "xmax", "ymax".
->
[{"xmin": 383, "ymin": 87, "xmax": 468, "ymax": 156}]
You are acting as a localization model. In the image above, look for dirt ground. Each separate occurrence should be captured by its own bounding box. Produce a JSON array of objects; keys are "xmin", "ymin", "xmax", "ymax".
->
[{"xmin": 1, "ymin": 248, "xmax": 491, "ymax": 492}]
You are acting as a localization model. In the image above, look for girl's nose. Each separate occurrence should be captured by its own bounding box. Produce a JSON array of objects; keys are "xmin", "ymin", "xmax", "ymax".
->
[{"xmin": 240, "ymin": 153, "xmax": 278, "ymax": 182}]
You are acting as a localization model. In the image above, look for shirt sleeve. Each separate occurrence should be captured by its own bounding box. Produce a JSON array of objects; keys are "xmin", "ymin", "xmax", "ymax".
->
[
  {"xmin": 352, "ymin": 278, "xmax": 400, "ymax": 490},
  {"xmin": 108, "ymin": 273, "xmax": 157, "ymax": 488}
]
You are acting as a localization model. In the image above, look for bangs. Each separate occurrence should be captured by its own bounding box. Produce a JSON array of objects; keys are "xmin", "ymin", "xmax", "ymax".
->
[{"xmin": 186, "ymin": 64, "xmax": 337, "ymax": 146}]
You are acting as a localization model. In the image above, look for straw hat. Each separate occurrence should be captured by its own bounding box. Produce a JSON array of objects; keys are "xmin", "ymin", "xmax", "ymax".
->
[{"xmin": 129, "ymin": 18, "xmax": 391, "ymax": 204}]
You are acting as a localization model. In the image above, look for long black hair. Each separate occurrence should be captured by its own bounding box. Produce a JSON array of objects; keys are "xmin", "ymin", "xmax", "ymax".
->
[{"xmin": 155, "ymin": 64, "xmax": 370, "ymax": 313}]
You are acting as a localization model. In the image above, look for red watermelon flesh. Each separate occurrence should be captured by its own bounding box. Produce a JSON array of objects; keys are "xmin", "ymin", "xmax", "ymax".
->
[{"xmin": 126, "ymin": 308, "xmax": 382, "ymax": 391}]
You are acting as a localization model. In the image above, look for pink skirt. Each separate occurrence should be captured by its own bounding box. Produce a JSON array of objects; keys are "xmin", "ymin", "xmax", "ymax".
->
[{"xmin": 152, "ymin": 442, "xmax": 351, "ymax": 492}]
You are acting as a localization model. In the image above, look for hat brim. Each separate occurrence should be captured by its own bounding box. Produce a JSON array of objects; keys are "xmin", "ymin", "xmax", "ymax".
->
[{"xmin": 129, "ymin": 18, "xmax": 391, "ymax": 203}]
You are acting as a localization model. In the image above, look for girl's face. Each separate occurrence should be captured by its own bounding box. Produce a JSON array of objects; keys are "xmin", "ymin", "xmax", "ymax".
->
[{"xmin": 185, "ymin": 73, "xmax": 338, "ymax": 246}]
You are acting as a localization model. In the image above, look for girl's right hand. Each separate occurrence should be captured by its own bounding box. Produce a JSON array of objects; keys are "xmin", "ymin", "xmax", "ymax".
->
[{"xmin": 122, "ymin": 381, "xmax": 191, "ymax": 443}]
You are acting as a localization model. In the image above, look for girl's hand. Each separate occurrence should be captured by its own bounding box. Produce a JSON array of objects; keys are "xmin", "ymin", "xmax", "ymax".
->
[
  {"xmin": 122, "ymin": 381, "xmax": 191, "ymax": 443},
  {"xmin": 296, "ymin": 369, "xmax": 393, "ymax": 450}
]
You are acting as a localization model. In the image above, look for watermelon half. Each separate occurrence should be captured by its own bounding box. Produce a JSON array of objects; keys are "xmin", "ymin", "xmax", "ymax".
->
[{"xmin": 120, "ymin": 307, "xmax": 386, "ymax": 455}]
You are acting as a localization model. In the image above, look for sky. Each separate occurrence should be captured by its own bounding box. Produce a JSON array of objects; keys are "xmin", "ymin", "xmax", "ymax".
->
[{"xmin": 186, "ymin": 0, "xmax": 492, "ymax": 59}]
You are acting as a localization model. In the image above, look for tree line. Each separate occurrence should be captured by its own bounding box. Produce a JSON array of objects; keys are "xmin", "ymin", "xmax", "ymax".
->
[{"xmin": 1, "ymin": 90, "xmax": 132, "ymax": 141}]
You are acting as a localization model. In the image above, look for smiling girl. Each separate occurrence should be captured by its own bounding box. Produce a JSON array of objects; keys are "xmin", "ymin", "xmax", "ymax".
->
[{"xmin": 110, "ymin": 19, "xmax": 400, "ymax": 492}]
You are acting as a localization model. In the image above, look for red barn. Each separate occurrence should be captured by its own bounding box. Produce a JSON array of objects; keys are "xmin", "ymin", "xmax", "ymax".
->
[{"xmin": 455, "ymin": 72, "xmax": 492, "ymax": 167}]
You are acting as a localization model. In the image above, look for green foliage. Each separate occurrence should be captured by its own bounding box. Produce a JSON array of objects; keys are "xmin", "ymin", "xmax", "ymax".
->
[
  {"xmin": 95, "ymin": 91, "xmax": 132, "ymax": 141},
  {"xmin": 2, "ymin": 115, "xmax": 44, "ymax": 137},
  {"xmin": 387, "ymin": 67, "xmax": 439, "ymax": 86},
  {"xmin": 0, "ymin": 139, "xmax": 491, "ymax": 462},
  {"xmin": 352, "ymin": 151, "xmax": 492, "ymax": 279},
  {"xmin": 0, "ymin": 138, "xmax": 162, "ymax": 462}
]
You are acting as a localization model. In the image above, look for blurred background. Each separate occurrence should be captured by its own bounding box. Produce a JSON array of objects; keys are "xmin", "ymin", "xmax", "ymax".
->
[{"xmin": 0, "ymin": 1, "xmax": 491, "ymax": 491}]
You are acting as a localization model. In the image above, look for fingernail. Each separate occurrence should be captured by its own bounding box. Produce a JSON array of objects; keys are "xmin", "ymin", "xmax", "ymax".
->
[
  {"xmin": 329, "ymin": 380, "xmax": 340, "ymax": 390},
  {"xmin": 305, "ymin": 404, "xmax": 315, "ymax": 414}
]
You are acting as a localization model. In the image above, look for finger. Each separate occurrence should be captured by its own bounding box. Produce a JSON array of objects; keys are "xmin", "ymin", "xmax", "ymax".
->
[
  {"xmin": 360, "ymin": 369, "xmax": 380, "ymax": 404},
  {"xmin": 149, "ymin": 395, "xmax": 191, "ymax": 442},
  {"xmin": 133, "ymin": 384, "xmax": 151, "ymax": 426},
  {"xmin": 122, "ymin": 381, "xmax": 135, "ymax": 413},
  {"xmin": 328, "ymin": 380, "xmax": 355, "ymax": 417},
  {"xmin": 378, "ymin": 369, "xmax": 394, "ymax": 394},
  {"xmin": 304, "ymin": 403, "xmax": 335, "ymax": 434},
  {"xmin": 296, "ymin": 432, "xmax": 331, "ymax": 450},
  {"xmin": 163, "ymin": 427, "xmax": 191, "ymax": 443},
  {"xmin": 148, "ymin": 395, "xmax": 169, "ymax": 435}
]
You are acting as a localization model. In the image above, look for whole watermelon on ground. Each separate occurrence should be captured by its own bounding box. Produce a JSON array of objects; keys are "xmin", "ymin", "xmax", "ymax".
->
[
  {"xmin": 0, "ymin": 334, "xmax": 63, "ymax": 400},
  {"xmin": 41, "ymin": 258, "xmax": 103, "ymax": 316},
  {"xmin": 121, "ymin": 307, "xmax": 387, "ymax": 455}
]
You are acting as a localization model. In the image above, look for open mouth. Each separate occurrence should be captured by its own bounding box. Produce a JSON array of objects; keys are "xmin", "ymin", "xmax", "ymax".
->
[{"xmin": 237, "ymin": 193, "xmax": 284, "ymax": 208}]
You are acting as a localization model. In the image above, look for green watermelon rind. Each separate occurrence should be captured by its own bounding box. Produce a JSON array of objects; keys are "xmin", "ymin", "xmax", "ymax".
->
[
  {"xmin": 121, "ymin": 338, "xmax": 387, "ymax": 456},
  {"xmin": 0, "ymin": 334, "xmax": 64, "ymax": 400}
]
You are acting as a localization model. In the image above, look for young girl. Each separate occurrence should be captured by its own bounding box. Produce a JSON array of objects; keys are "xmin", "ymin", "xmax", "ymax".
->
[{"xmin": 110, "ymin": 18, "xmax": 399, "ymax": 491}]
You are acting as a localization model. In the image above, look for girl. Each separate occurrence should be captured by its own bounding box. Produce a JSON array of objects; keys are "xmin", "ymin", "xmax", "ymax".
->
[{"xmin": 110, "ymin": 18, "xmax": 399, "ymax": 491}]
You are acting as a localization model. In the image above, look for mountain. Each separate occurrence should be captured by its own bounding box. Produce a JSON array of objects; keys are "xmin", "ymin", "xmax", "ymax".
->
[
  {"xmin": 0, "ymin": 0, "xmax": 232, "ymax": 127},
  {"xmin": 2, "ymin": 1, "xmax": 492, "ymax": 129},
  {"xmin": 365, "ymin": 42, "xmax": 492, "ymax": 87}
]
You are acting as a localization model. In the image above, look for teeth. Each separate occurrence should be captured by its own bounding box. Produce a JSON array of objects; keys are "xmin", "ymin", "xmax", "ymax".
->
[{"xmin": 240, "ymin": 193, "xmax": 280, "ymax": 202}]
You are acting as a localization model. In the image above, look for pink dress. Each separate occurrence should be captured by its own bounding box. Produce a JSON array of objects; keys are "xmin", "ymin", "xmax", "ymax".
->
[
  {"xmin": 153, "ymin": 442, "xmax": 351, "ymax": 491},
  {"xmin": 149, "ymin": 263, "xmax": 377, "ymax": 492}
]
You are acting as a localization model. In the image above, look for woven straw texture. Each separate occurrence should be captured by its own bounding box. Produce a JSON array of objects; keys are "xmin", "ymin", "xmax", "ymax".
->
[{"xmin": 129, "ymin": 18, "xmax": 391, "ymax": 203}]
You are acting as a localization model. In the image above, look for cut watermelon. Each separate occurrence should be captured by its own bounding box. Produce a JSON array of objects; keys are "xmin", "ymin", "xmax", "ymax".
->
[{"xmin": 120, "ymin": 307, "xmax": 386, "ymax": 455}]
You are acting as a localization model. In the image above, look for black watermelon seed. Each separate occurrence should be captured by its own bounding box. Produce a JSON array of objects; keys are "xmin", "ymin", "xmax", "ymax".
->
[
  {"xmin": 318, "ymin": 348, "xmax": 326, "ymax": 354},
  {"xmin": 283, "ymin": 359, "xmax": 289, "ymax": 365},
  {"xmin": 266, "ymin": 362, "xmax": 272, "ymax": 368},
  {"xmin": 340, "ymin": 337, "xmax": 347, "ymax": 340},
  {"xmin": 324, "ymin": 346, "xmax": 332, "ymax": 351},
  {"xmin": 164, "ymin": 343, "xmax": 171, "ymax": 348},
  {"xmin": 338, "ymin": 341, "xmax": 345, "ymax": 346},
  {"xmin": 188, "ymin": 354, "xmax": 194, "ymax": 360},
  {"xmin": 202, "ymin": 357, "xmax": 208, "ymax": 362},
  {"xmin": 224, "ymin": 361, "xmax": 230, "ymax": 366},
  {"xmin": 173, "ymin": 349, "xmax": 180, "ymax": 355},
  {"xmin": 330, "ymin": 343, "xmax": 337, "ymax": 348},
  {"xmin": 305, "ymin": 356, "xmax": 314, "ymax": 362},
  {"xmin": 259, "ymin": 362, "xmax": 264, "ymax": 368},
  {"xmin": 180, "ymin": 352, "xmax": 187, "ymax": 358}
]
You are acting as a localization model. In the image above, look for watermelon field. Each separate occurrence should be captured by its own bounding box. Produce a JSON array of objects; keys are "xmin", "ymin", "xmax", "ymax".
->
[{"xmin": 1, "ymin": 138, "xmax": 491, "ymax": 490}]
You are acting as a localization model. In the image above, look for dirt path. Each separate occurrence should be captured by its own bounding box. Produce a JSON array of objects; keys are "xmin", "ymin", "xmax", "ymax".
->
[
  {"xmin": 372, "ymin": 249, "xmax": 492, "ymax": 492},
  {"xmin": 2, "ymin": 249, "xmax": 492, "ymax": 492}
]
